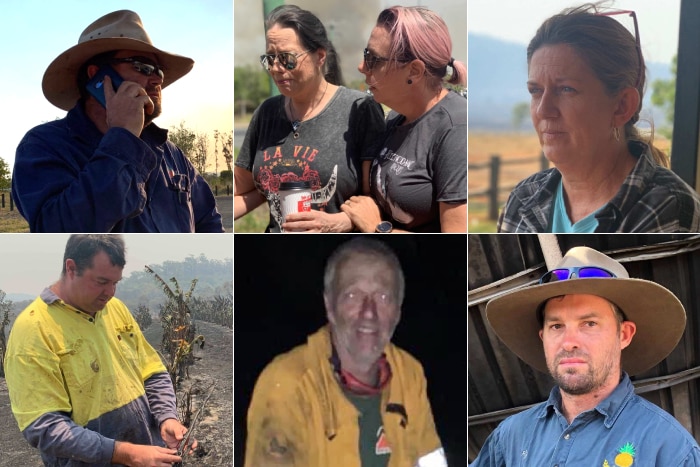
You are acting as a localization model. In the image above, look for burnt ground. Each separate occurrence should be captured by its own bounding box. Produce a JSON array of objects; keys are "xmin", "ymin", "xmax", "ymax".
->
[{"xmin": 0, "ymin": 320, "xmax": 232, "ymax": 466}]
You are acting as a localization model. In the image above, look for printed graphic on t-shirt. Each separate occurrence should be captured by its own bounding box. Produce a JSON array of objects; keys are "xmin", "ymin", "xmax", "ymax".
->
[
  {"xmin": 375, "ymin": 426, "xmax": 391, "ymax": 456},
  {"xmin": 254, "ymin": 146, "xmax": 338, "ymax": 227}
]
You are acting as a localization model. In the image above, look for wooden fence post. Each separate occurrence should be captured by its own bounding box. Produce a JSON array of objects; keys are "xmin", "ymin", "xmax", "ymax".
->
[
  {"xmin": 489, "ymin": 154, "xmax": 501, "ymax": 221},
  {"xmin": 9, "ymin": 194, "xmax": 13, "ymax": 211},
  {"xmin": 0, "ymin": 193, "xmax": 4, "ymax": 209}
]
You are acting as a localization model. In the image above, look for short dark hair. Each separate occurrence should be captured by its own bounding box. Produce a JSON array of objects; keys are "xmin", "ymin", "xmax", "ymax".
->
[
  {"xmin": 77, "ymin": 50, "xmax": 119, "ymax": 101},
  {"xmin": 62, "ymin": 234, "xmax": 126, "ymax": 276},
  {"xmin": 265, "ymin": 4, "xmax": 344, "ymax": 86},
  {"xmin": 323, "ymin": 237, "xmax": 405, "ymax": 304}
]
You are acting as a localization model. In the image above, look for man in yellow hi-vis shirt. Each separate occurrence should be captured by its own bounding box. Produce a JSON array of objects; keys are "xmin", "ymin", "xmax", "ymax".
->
[{"xmin": 5, "ymin": 234, "xmax": 196, "ymax": 466}]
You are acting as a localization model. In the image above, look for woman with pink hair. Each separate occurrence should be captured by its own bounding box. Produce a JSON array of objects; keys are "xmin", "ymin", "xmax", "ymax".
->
[{"xmin": 341, "ymin": 5, "xmax": 467, "ymax": 233}]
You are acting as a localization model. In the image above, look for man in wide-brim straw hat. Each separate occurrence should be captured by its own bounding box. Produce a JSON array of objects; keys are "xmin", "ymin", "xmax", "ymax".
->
[
  {"xmin": 471, "ymin": 246, "xmax": 700, "ymax": 466},
  {"xmin": 11, "ymin": 10, "xmax": 224, "ymax": 233}
]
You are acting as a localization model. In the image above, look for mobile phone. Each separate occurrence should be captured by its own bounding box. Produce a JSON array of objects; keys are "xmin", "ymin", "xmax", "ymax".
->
[{"xmin": 86, "ymin": 65, "xmax": 124, "ymax": 108}]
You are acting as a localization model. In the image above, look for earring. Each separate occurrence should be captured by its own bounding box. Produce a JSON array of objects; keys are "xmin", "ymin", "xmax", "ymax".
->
[
  {"xmin": 407, "ymin": 79, "xmax": 413, "ymax": 85},
  {"xmin": 612, "ymin": 126, "xmax": 620, "ymax": 142}
]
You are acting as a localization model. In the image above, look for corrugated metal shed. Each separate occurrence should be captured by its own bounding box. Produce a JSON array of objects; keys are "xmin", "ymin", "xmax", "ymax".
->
[{"xmin": 468, "ymin": 234, "xmax": 700, "ymax": 462}]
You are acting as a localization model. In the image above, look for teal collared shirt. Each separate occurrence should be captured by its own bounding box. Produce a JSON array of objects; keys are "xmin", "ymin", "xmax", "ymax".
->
[
  {"xmin": 550, "ymin": 179, "xmax": 600, "ymax": 233},
  {"xmin": 471, "ymin": 373, "xmax": 700, "ymax": 466}
]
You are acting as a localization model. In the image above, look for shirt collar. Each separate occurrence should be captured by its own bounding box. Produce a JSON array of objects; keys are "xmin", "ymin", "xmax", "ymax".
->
[
  {"xmin": 66, "ymin": 102, "xmax": 169, "ymax": 146},
  {"xmin": 540, "ymin": 372, "xmax": 636, "ymax": 427}
]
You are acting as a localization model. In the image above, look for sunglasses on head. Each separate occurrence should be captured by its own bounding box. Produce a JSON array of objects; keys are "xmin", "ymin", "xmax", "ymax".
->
[
  {"xmin": 260, "ymin": 50, "xmax": 310, "ymax": 71},
  {"xmin": 595, "ymin": 9, "xmax": 642, "ymax": 88},
  {"xmin": 539, "ymin": 266, "xmax": 617, "ymax": 284},
  {"xmin": 111, "ymin": 57, "xmax": 165, "ymax": 79}
]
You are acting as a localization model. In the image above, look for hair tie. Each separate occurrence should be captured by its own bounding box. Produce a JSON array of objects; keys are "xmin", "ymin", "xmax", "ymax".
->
[{"xmin": 449, "ymin": 57, "xmax": 455, "ymax": 68}]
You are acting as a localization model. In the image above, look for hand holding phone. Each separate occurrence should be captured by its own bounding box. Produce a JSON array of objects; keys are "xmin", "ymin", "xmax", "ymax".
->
[{"xmin": 86, "ymin": 66, "xmax": 124, "ymax": 108}]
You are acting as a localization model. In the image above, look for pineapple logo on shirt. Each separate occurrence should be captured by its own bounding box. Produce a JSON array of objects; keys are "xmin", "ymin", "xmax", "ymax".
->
[
  {"xmin": 375, "ymin": 426, "xmax": 391, "ymax": 456},
  {"xmin": 603, "ymin": 442, "xmax": 636, "ymax": 467}
]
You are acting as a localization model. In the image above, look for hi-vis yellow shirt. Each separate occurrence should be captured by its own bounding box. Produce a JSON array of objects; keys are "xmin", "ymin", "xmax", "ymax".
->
[
  {"xmin": 245, "ymin": 325, "xmax": 447, "ymax": 467},
  {"xmin": 5, "ymin": 292, "xmax": 167, "ymax": 432}
]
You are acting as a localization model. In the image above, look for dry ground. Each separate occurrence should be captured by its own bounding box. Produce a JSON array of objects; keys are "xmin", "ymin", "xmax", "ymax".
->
[{"xmin": 0, "ymin": 320, "xmax": 232, "ymax": 466}]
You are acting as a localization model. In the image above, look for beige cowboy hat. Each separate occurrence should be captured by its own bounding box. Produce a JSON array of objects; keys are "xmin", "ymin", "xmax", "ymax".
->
[
  {"xmin": 43, "ymin": 10, "xmax": 194, "ymax": 111},
  {"xmin": 486, "ymin": 246, "xmax": 686, "ymax": 376}
]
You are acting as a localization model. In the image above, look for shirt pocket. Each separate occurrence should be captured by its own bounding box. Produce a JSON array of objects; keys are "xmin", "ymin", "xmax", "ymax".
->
[{"xmin": 57, "ymin": 339, "xmax": 99, "ymax": 393}]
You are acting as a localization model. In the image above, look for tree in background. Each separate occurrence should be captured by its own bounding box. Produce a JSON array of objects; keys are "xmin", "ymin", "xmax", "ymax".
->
[
  {"xmin": 134, "ymin": 304, "xmax": 153, "ymax": 330},
  {"xmin": 192, "ymin": 133, "xmax": 209, "ymax": 175},
  {"xmin": 0, "ymin": 290, "xmax": 13, "ymax": 377},
  {"xmin": 146, "ymin": 265, "xmax": 201, "ymax": 388},
  {"xmin": 234, "ymin": 66, "xmax": 270, "ymax": 116},
  {"xmin": 0, "ymin": 157, "xmax": 11, "ymax": 191},
  {"xmin": 651, "ymin": 55, "xmax": 677, "ymax": 139},
  {"xmin": 169, "ymin": 121, "xmax": 197, "ymax": 161},
  {"xmin": 511, "ymin": 102, "xmax": 530, "ymax": 131}
]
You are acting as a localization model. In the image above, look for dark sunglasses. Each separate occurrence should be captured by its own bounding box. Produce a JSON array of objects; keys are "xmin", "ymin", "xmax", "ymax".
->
[
  {"xmin": 363, "ymin": 48, "xmax": 391, "ymax": 71},
  {"xmin": 111, "ymin": 57, "xmax": 165, "ymax": 79},
  {"xmin": 539, "ymin": 266, "xmax": 616, "ymax": 284},
  {"xmin": 595, "ymin": 9, "xmax": 642, "ymax": 88},
  {"xmin": 260, "ymin": 50, "xmax": 309, "ymax": 71}
]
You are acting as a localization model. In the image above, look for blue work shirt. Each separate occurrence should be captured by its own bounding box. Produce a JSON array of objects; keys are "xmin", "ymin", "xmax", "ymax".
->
[
  {"xmin": 12, "ymin": 102, "xmax": 224, "ymax": 232},
  {"xmin": 471, "ymin": 373, "xmax": 700, "ymax": 466}
]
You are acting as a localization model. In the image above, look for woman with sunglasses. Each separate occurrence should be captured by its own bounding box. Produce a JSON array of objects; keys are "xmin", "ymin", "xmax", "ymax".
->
[
  {"xmin": 341, "ymin": 6, "xmax": 467, "ymax": 233},
  {"xmin": 234, "ymin": 5, "xmax": 386, "ymax": 233},
  {"xmin": 498, "ymin": 4, "xmax": 700, "ymax": 233}
]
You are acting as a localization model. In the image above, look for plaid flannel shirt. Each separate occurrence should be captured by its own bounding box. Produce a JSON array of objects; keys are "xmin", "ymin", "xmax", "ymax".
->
[{"xmin": 497, "ymin": 142, "xmax": 700, "ymax": 233}]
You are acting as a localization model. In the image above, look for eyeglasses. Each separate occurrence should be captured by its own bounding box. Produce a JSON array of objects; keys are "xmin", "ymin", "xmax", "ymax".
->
[
  {"xmin": 539, "ymin": 266, "xmax": 616, "ymax": 284},
  {"xmin": 111, "ymin": 57, "xmax": 165, "ymax": 79},
  {"xmin": 363, "ymin": 48, "xmax": 392, "ymax": 71},
  {"xmin": 260, "ymin": 51, "xmax": 310, "ymax": 71},
  {"xmin": 595, "ymin": 9, "xmax": 642, "ymax": 88}
]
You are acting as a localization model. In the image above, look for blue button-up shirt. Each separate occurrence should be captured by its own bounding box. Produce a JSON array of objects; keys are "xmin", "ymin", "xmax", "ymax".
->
[
  {"xmin": 471, "ymin": 373, "xmax": 700, "ymax": 466},
  {"xmin": 12, "ymin": 103, "xmax": 224, "ymax": 232}
]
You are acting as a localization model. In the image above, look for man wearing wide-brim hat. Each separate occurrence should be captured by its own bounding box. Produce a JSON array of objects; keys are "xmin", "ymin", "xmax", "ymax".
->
[
  {"xmin": 471, "ymin": 246, "xmax": 700, "ymax": 466},
  {"xmin": 11, "ymin": 10, "xmax": 224, "ymax": 233}
]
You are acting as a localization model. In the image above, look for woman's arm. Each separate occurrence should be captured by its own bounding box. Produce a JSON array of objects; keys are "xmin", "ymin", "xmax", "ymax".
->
[
  {"xmin": 439, "ymin": 201, "xmax": 467, "ymax": 232},
  {"xmin": 234, "ymin": 166, "xmax": 266, "ymax": 220}
]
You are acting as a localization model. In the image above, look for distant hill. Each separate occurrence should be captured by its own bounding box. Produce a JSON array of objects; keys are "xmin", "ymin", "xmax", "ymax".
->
[
  {"xmin": 469, "ymin": 33, "xmax": 674, "ymax": 130},
  {"xmin": 6, "ymin": 255, "xmax": 232, "ymax": 318}
]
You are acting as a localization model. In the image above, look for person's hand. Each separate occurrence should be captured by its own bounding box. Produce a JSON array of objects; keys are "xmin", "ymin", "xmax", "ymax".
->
[
  {"xmin": 282, "ymin": 210, "xmax": 353, "ymax": 232},
  {"xmin": 160, "ymin": 418, "xmax": 198, "ymax": 454},
  {"xmin": 103, "ymin": 75, "xmax": 155, "ymax": 137},
  {"xmin": 340, "ymin": 196, "xmax": 383, "ymax": 233},
  {"xmin": 112, "ymin": 441, "xmax": 181, "ymax": 467}
]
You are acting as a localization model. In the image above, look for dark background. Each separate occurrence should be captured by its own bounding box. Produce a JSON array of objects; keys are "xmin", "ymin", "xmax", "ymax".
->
[{"xmin": 233, "ymin": 234, "xmax": 468, "ymax": 466}]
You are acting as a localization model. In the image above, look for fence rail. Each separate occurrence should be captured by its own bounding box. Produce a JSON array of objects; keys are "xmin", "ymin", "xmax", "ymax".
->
[{"xmin": 469, "ymin": 153, "xmax": 548, "ymax": 220}]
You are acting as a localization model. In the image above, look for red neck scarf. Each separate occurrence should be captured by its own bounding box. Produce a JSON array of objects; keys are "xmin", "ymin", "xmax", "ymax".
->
[{"xmin": 330, "ymin": 345, "xmax": 392, "ymax": 396}]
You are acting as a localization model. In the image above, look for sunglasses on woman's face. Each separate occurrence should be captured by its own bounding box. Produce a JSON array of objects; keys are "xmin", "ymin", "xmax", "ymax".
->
[
  {"xmin": 363, "ymin": 48, "xmax": 391, "ymax": 71},
  {"xmin": 260, "ymin": 50, "xmax": 310, "ymax": 71}
]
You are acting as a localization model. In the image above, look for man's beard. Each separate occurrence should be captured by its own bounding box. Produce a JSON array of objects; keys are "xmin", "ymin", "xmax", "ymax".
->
[
  {"xmin": 549, "ymin": 351, "xmax": 615, "ymax": 396},
  {"xmin": 144, "ymin": 99, "xmax": 162, "ymax": 126}
]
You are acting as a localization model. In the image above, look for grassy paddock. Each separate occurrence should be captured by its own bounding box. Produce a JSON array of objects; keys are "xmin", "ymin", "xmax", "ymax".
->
[
  {"xmin": 234, "ymin": 203, "xmax": 269, "ymax": 233},
  {"xmin": 0, "ymin": 207, "xmax": 29, "ymax": 233},
  {"xmin": 468, "ymin": 131, "xmax": 671, "ymax": 232}
]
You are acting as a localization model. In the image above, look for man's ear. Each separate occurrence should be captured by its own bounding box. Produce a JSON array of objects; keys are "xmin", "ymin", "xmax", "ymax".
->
[
  {"xmin": 324, "ymin": 293, "xmax": 335, "ymax": 324},
  {"xmin": 65, "ymin": 259, "xmax": 77, "ymax": 278},
  {"xmin": 620, "ymin": 320, "xmax": 637, "ymax": 350},
  {"xmin": 86, "ymin": 64, "xmax": 100, "ymax": 80}
]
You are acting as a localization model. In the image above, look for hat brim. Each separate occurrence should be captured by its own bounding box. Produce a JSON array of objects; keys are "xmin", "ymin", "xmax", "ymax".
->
[
  {"xmin": 485, "ymin": 278, "xmax": 686, "ymax": 376},
  {"xmin": 43, "ymin": 37, "xmax": 194, "ymax": 111}
]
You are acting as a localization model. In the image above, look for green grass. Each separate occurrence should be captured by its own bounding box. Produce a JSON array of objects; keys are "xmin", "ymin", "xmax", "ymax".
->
[
  {"xmin": 234, "ymin": 203, "xmax": 269, "ymax": 233},
  {"xmin": 468, "ymin": 198, "xmax": 498, "ymax": 233}
]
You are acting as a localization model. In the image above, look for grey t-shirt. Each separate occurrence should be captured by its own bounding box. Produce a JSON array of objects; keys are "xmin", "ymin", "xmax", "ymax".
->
[
  {"xmin": 365, "ymin": 90, "xmax": 467, "ymax": 232},
  {"xmin": 236, "ymin": 86, "xmax": 386, "ymax": 232}
]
